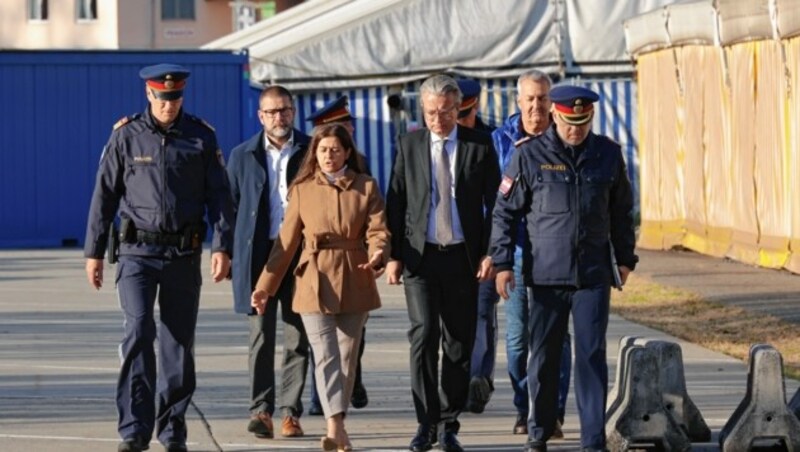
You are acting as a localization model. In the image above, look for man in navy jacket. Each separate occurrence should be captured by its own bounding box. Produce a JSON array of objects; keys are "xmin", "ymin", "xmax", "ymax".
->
[{"xmin": 227, "ymin": 85, "xmax": 311, "ymax": 440}]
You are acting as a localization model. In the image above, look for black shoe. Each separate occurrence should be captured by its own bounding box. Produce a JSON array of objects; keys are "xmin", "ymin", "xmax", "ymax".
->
[
  {"xmin": 438, "ymin": 431, "xmax": 464, "ymax": 452},
  {"xmin": 466, "ymin": 377, "xmax": 492, "ymax": 413},
  {"xmin": 523, "ymin": 439, "xmax": 547, "ymax": 452},
  {"xmin": 408, "ymin": 423, "xmax": 437, "ymax": 452},
  {"xmin": 513, "ymin": 413, "xmax": 528, "ymax": 435},
  {"xmin": 351, "ymin": 382, "xmax": 368, "ymax": 409},
  {"xmin": 308, "ymin": 401, "xmax": 324, "ymax": 416},
  {"xmin": 163, "ymin": 442, "xmax": 187, "ymax": 452},
  {"xmin": 118, "ymin": 436, "xmax": 149, "ymax": 452}
]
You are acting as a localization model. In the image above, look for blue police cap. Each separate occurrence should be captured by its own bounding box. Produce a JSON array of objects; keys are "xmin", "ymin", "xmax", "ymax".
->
[
  {"xmin": 139, "ymin": 63, "xmax": 191, "ymax": 101},
  {"xmin": 456, "ymin": 79, "xmax": 481, "ymax": 118},
  {"xmin": 550, "ymin": 85, "xmax": 599, "ymax": 125},
  {"xmin": 307, "ymin": 96, "xmax": 354, "ymax": 126}
]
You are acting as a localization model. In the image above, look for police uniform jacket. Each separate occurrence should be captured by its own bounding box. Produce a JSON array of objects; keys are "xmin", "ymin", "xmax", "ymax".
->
[
  {"xmin": 473, "ymin": 116, "xmax": 496, "ymax": 135},
  {"xmin": 226, "ymin": 129, "xmax": 310, "ymax": 314},
  {"xmin": 84, "ymin": 108, "xmax": 234, "ymax": 259},
  {"xmin": 254, "ymin": 169, "xmax": 390, "ymax": 314},
  {"xmin": 490, "ymin": 124, "xmax": 637, "ymax": 287}
]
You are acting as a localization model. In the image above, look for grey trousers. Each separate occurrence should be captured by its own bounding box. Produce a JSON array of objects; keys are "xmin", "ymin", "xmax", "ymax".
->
[
  {"xmin": 248, "ymin": 274, "xmax": 310, "ymax": 417},
  {"xmin": 302, "ymin": 311, "xmax": 368, "ymax": 419}
]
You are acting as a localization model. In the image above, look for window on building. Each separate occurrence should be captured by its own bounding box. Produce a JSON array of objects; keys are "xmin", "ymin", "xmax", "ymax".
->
[
  {"xmin": 77, "ymin": 0, "xmax": 98, "ymax": 20},
  {"xmin": 28, "ymin": 0, "xmax": 48, "ymax": 20},
  {"xmin": 162, "ymin": 0, "xmax": 195, "ymax": 20}
]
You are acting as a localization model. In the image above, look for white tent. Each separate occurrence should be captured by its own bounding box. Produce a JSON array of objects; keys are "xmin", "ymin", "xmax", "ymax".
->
[{"xmin": 205, "ymin": 0, "xmax": 687, "ymax": 90}]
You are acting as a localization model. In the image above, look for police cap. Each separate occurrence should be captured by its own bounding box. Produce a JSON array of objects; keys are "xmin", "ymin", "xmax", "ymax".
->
[
  {"xmin": 139, "ymin": 63, "xmax": 191, "ymax": 101},
  {"xmin": 456, "ymin": 79, "xmax": 481, "ymax": 118},
  {"xmin": 307, "ymin": 96, "xmax": 354, "ymax": 127},
  {"xmin": 550, "ymin": 85, "xmax": 599, "ymax": 125}
]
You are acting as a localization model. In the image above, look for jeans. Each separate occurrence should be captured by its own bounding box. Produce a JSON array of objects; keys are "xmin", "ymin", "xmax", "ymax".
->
[{"xmin": 505, "ymin": 257, "xmax": 572, "ymax": 421}]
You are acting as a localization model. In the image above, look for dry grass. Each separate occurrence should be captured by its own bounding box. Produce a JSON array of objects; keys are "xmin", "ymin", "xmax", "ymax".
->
[{"xmin": 611, "ymin": 273, "xmax": 800, "ymax": 381}]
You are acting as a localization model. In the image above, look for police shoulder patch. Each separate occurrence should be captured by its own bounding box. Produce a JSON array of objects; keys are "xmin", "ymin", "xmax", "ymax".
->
[
  {"xmin": 113, "ymin": 116, "xmax": 131, "ymax": 131},
  {"xmin": 514, "ymin": 136, "xmax": 532, "ymax": 147},
  {"xmin": 188, "ymin": 114, "xmax": 216, "ymax": 132},
  {"xmin": 498, "ymin": 175, "xmax": 515, "ymax": 196}
]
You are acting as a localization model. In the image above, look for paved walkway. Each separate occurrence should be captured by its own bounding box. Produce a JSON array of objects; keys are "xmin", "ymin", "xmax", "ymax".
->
[
  {"xmin": 636, "ymin": 248, "xmax": 800, "ymax": 324},
  {"xmin": 0, "ymin": 248, "xmax": 797, "ymax": 451}
]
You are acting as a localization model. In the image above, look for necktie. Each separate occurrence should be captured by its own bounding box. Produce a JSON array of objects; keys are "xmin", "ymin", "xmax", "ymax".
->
[{"xmin": 434, "ymin": 139, "xmax": 453, "ymax": 245}]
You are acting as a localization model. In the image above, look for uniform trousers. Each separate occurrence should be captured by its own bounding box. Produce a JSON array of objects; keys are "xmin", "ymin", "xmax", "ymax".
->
[
  {"xmin": 115, "ymin": 254, "xmax": 201, "ymax": 445},
  {"xmin": 248, "ymin": 269, "xmax": 310, "ymax": 417},
  {"xmin": 506, "ymin": 257, "xmax": 572, "ymax": 420},
  {"xmin": 302, "ymin": 311, "xmax": 368, "ymax": 418},
  {"xmin": 404, "ymin": 244, "xmax": 477, "ymax": 432},
  {"xmin": 470, "ymin": 279, "xmax": 498, "ymax": 382},
  {"xmin": 526, "ymin": 284, "xmax": 610, "ymax": 448}
]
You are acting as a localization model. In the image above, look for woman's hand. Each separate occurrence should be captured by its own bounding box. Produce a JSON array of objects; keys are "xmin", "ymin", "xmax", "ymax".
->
[
  {"xmin": 251, "ymin": 289, "xmax": 269, "ymax": 315},
  {"xmin": 358, "ymin": 250, "xmax": 385, "ymax": 278}
]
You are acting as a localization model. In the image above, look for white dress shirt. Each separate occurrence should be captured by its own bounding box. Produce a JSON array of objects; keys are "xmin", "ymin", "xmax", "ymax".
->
[
  {"xmin": 264, "ymin": 132, "xmax": 300, "ymax": 240},
  {"xmin": 426, "ymin": 127, "xmax": 465, "ymax": 245}
]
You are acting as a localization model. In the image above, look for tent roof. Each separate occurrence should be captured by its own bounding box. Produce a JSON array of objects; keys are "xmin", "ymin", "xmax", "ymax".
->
[{"xmin": 205, "ymin": 0, "xmax": 685, "ymax": 90}]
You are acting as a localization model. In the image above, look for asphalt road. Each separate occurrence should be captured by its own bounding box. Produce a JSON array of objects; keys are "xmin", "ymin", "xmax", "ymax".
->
[{"xmin": 0, "ymin": 249, "xmax": 797, "ymax": 451}]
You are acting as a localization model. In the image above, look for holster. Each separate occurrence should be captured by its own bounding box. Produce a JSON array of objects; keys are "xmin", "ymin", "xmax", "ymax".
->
[{"xmin": 107, "ymin": 222, "xmax": 119, "ymax": 264}]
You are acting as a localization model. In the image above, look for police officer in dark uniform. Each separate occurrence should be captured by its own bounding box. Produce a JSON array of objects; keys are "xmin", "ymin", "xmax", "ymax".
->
[
  {"xmin": 456, "ymin": 79, "xmax": 495, "ymax": 135},
  {"xmin": 84, "ymin": 63, "xmax": 234, "ymax": 452},
  {"xmin": 305, "ymin": 96, "xmax": 370, "ymax": 413},
  {"xmin": 489, "ymin": 85, "xmax": 637, "ymax": 452},
  {"xmin": 455, "ymin": 79, "xmax": 500, "ymax": 414}
]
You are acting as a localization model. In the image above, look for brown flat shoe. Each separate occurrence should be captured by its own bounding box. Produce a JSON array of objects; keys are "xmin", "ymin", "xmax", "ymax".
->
[
  {"xmin": 247, "ymin": 411, "xmax": 274, "ymax": 439},
  {"xmin": 281, "ymin": 415, "xmax": 304, "ymax": 437}
]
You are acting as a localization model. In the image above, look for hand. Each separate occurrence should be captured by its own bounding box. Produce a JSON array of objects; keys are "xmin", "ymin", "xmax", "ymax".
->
[
  {"xmin": 619, "ymin": 265, "xmax": 632, "ymax": 286},
  {"xmin": 385, "ymin": 259, "xmax": 403, "ymax": 285},
  {"xmin": 251, "ymin": 289, "xmax": 269, "ymax": 315},
  {"xmin": 358, "ymin": 250, "xmax": 385, "ymax": 278},
  {"xmin": 495, "ymin": 270, "xmax": 514, "ymax": 300},
  {"xmin": 210, "ymin": 252, "xmax": 231, "ymax": 283},
  {"xmin": 86, "ymin": 258, "xmax": 104, "ymax": 290},
  {"xmin": 476, "ymin": 255, "xmax": 495, "ymax": 282}
]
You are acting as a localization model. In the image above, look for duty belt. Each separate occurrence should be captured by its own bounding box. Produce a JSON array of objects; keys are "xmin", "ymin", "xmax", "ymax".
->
[{"xmin": 133, "ymin": 230, "xmax": 201, "ymax": 250}]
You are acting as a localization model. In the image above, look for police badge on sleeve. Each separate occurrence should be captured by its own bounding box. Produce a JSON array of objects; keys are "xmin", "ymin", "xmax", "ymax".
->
[{"xmin": 499, "ymin": 175, "xmax": 515, "ymax": 197}]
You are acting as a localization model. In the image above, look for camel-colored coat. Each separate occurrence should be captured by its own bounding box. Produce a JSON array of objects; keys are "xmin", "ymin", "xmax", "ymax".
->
[{"xmin": 254, "ymin": 169, "xmax": 390, "ymax": 314}]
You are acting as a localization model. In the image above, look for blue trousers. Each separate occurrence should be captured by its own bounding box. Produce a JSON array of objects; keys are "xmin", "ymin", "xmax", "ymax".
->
[
  {"xmin": 115, "ymin": 255, "xmax": 201, "ymax": 445},
  {"xmin": 505, "ymin": 258, "xmax": 572, "ymax": 420},
  {"xmin": 470, "ymin": 279, "xmax": 498, "ymax": 381},
  {"xmin": 526, "ymin": 284, "xmax": 610, "ymax": 449}
]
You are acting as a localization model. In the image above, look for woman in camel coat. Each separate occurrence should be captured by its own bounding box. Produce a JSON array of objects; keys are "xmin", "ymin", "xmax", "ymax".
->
[{"xmin": 252, "ymin": 123, "xmax": 389, "ymax": 452}]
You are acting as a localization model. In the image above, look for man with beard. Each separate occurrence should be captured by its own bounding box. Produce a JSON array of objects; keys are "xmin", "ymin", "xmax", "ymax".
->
[{"xmin": 227, "ymin": 85, "xmax": 312, "ymax": 440}]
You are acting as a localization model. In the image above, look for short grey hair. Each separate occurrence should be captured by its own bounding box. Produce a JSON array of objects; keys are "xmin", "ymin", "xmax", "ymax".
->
[
  {"xmin": 516, "ymin": 70, "xmax": 552, "ymax": 95},
  {"xmin": 420, "ymin": 74, "xmax": 463, "ymax": 106}
]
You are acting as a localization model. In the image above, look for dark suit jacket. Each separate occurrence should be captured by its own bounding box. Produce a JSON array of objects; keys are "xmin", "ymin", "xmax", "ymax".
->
[
  {"xmin": 227, "ymin": 129, "xmax": 310, "ymax": 314},
  {"xmin": 386, "ymin": 126, "xmax": 500, "ymax": 273}
]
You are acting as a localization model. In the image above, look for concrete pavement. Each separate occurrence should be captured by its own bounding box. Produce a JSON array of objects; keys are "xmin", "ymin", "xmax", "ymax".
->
[{"xmin": 0, "ymin": 249, "xmax": 797, "ymax": 451}]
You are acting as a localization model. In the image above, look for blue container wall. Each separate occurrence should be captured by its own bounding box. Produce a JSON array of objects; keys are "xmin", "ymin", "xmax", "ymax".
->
[{"xmin": 0, "ymin": 50, "xmax": 251, "ymax": 248}]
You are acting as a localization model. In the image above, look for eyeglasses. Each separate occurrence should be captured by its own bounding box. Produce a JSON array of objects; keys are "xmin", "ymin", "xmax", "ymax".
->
[
  {"xmin": 422, "ymin": 105, "xmax": 457, "ymax": 118},
  {"xmin": 260, "ymin": 107, "xmax": 294, "ymax": 117}
]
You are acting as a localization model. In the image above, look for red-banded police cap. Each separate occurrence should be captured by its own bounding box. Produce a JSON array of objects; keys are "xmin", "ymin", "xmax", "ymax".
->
[{"xmin": 139, "ymin": 63, "xmax": 190, "ymax": 101}]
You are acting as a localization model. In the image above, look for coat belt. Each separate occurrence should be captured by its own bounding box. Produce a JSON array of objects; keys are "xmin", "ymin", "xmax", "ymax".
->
[{"xmin": 297, "ymin": 235, "xmax": 365, "ymax": 313}]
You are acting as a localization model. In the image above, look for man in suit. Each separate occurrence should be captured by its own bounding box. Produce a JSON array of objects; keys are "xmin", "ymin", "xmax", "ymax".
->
[
  {"xmin": 227, "ymin": 85, "xmax": 311, "ymax": 440},
  {"xmin": 386, "ymin": 74, "xmax": 501, "ymax": 452}
]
